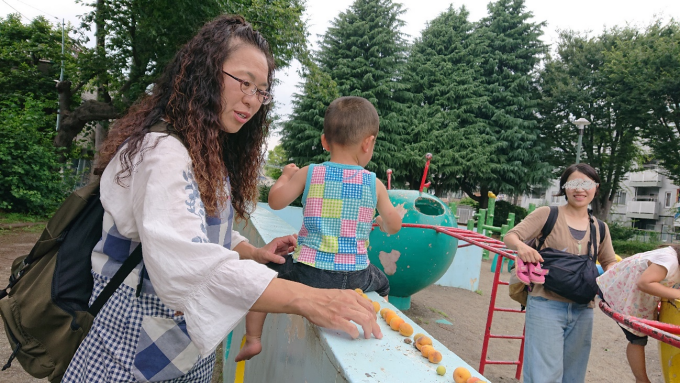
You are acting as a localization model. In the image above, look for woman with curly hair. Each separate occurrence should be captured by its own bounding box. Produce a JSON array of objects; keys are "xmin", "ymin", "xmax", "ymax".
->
[{"xmin": 62, "ymin": 15, "xmax": 381, "ymax": 383}]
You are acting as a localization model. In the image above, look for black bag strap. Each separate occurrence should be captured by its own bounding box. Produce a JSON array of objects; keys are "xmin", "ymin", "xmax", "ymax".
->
[
  {"xmin": 87, "ymin": 244, "xmax": 143, "ymax": 316},
  {"xmin": 588, "ymin": 213, "xmax": 599, "ymax": 264},
  {"xmin": 535, "ymin": 206, "xmax": 559, "ymax": 250},
  {"xmin": 598, "ymin": 219, "xmax": 606, "ymax": 245}
]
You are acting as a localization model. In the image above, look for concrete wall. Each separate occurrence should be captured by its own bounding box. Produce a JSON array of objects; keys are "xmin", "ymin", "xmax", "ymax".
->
[{"xmin": 435, "ymin": 241, "xmax": 483, "ymax": 291}]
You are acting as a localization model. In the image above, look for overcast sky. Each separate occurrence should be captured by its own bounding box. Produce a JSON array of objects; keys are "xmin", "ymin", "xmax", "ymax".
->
[{"xmin": 2, "ymin": 0, "xmax": 679, "ymax": 149}]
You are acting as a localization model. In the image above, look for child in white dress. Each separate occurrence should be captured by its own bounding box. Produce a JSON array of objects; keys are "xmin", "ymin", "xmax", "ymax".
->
[{"xmin": 597, "ymin": 245, "xmax": 680, "ymax": 383}]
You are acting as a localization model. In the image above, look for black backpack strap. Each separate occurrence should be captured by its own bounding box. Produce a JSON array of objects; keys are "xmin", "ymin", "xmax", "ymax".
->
[
  {"xmin": 598, "ymin": 219, "xmax": 606, "ymax": 245},
  {"xmin": 87, "ymin": 244, "xmax": 143, "ymax": 316},
  {"xmin": 536, "ymin": 206, "xmax": 559, "ymax": 250},
  {"xmin": 588, "ymin": 213, "xmax": 599, "ymax": 263}
]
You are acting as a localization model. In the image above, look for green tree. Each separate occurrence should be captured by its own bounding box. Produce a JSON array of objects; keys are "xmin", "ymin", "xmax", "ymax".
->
[
  {"xmin": 0, "ymin": 97, "xmax": 69, "ymax": 214},
  {"xmin": 466, "ymin": 0, "xmax": 551, "ymax": 208},
  {"xmin": 538, "ymin": 29, "xmax": 641, "ymax": 220},
  {"xmin": 403, "ymin": 5, "xmax": 500, "ymax": 195},
  {"xmin": 283, "ymin": 0, "xmax": 412, "ymax": 182},
  {"xmin": 265, "ymin": 144, "xmax": 288, "ymax": 179},
  {"xmin": 52, "ymin": 0, "xmax": 309, "ymax": 150},
  {"xmin": 0, "ymin": 14, "xmax": 77, "ymax": 108},
  {"xmin": 281, "ymin": 65, "xmax": 338, "ymax": 167},
  {"xmin": 603, "ymin": 20, "xmax": 680, "ymax": 184}
]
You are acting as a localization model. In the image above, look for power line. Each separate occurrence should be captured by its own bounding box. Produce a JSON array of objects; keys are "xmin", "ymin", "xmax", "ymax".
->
[
  {"xmin": 12, "ymin": 0, "xmax": 58, "ymax": 20},
  {"xmin": 1, "ymin": 0, "xmax": 31, "ymax": 21}
]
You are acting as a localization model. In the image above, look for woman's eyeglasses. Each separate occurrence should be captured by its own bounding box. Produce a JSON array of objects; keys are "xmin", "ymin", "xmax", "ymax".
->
[{"xmin": 222, "ymin": 71, "xmax": 272, "ymax": 105}]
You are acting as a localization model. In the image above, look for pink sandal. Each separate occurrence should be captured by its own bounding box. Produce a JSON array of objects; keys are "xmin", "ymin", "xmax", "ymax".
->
[
  {"xmin": 528, "ymin": 263, "xmax": 549, "ymax": 284},
  {"xmin": 515, "ymin": 258, "xmax": 532, "ymax": 285}
]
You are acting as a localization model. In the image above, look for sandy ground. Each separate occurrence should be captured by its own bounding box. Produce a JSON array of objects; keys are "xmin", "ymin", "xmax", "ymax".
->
[{"xmin": 0, "ymin": 228, "xmax": 664, "ymax": 382}]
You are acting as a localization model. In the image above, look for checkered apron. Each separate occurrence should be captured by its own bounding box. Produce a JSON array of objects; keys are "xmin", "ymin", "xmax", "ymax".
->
[
  {"xmin": 63, "ymin": 173, "xmax": 235, "ymax": 382},
  {"xmin": 293, "ymin": 162, "xmax": 377, "ymax": 271}
]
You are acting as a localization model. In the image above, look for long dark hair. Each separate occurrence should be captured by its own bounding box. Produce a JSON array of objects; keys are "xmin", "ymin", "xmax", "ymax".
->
[{"xmin": 95, "ymin": 15, "xmax": 275, "ymax": 219}]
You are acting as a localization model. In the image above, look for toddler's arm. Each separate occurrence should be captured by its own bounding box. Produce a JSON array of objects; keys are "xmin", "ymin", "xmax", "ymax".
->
[
  {"xmin": 637, "ymin": 263, "xmax": 680, "ymax": 300},
  {"xmin": 374, "ymin": 179, "xmax": 402, "ymax": 234},
  {"xmin": 268, "ymin": 164, "xmax": 308, "ymax": 210}
]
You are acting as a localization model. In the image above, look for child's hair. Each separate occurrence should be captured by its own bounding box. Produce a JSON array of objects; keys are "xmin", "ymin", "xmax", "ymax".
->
[{"xmin": 323, "ymin": 96, "xmax": 379, "ymax": 146}]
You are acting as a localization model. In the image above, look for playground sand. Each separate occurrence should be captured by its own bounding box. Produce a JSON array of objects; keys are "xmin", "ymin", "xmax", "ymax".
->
[
  {"xmin": 403, "ymin": 259, "xmax": 663, "ymax": 383},
  {"xmin": 0, "ymin": 230, "xmax": 663, "ymax": 382}
]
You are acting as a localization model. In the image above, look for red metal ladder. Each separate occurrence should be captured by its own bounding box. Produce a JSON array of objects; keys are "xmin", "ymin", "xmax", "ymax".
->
[{"xmin": 394, "ymin": 224, "xmax": 525, "ymax": 379}]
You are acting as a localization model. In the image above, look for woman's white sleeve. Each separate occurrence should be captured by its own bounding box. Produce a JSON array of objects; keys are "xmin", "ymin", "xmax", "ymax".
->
[{"xmin": 107, "ymin": 135, "xmax": 277, "ymax": 356}]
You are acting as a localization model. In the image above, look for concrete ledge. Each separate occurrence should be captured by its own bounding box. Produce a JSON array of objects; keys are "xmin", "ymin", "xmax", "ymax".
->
[{"xmin": 222, "ymin": 292, "xmax": 489, "ymax": 382}]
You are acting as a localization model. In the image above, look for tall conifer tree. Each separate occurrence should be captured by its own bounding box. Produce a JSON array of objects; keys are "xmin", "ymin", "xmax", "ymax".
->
[
  {"xmin": 403, "ymin": 6, "xmax": 499, "ymax": 194},
  {"xmin": 470, "ymin": 0, "xmax": 551, "ymax": 207},
  {"xmin": 282, "ymin": 0, "xmax": 412, "ymax": 179}
]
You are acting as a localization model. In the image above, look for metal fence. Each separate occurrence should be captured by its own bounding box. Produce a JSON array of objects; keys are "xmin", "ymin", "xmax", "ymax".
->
[
  {"xmin": 630, "ymin": 229, "xmax": 679, "ymax": 244},
  {"xmin": 456, "ymin": 205, "xmax": 476, "ymax": 225}
]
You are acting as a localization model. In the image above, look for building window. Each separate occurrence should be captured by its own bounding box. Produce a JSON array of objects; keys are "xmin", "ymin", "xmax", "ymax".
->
[
  {"xmin": 665, "ymin": 191, "xmax": 673, "ymax": 208},
  {"xmin": 551, "ymin": 194, "xmax": 563, "ymax": 204},
  {"xmin": 614, "ymin": 191, "xmax": 627, "ymax": 205},
  {"xmin": 529, "ymin": 187, "xmax": 546, "ymax": 200}
]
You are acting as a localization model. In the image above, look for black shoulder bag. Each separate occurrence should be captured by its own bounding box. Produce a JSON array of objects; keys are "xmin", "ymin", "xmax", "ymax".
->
[{"xmin": 539, "ymin": 212, "xmax": 600, "ymax": 304}]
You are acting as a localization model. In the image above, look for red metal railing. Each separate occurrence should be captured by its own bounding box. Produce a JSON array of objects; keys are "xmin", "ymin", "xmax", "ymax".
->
[
  {"xmin": 379, "ymin": 223, "xmax": 680, "ymax": 380},
  {"xmin": 383, "ymin": 224, "xmax": 525, "ymax": 379},
  {"xmin": 599, "ymin": 301, "xmax": 680, "ymax": 347}
]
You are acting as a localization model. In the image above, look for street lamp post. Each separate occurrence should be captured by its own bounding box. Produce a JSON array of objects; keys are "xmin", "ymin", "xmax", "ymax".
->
[{"xmin": 573, "ymin": 118, "xmax": 590, "ymax": 164}]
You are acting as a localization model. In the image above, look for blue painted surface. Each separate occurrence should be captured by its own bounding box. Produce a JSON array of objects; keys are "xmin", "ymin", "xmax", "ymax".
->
[
  {"xmin": 225, "ymin": 204, "xmax": 490, "ymax": 382},
  {"xmin": 256, "ymin": 202, "xmax": 303, "ymax": 232},
  {"xmin": 222, "ymin": 293, "xmax": 489, "ymax": 383},
  {"xmin": 435, "ymin": 241, "xmax": 483, "ymax": 291}
]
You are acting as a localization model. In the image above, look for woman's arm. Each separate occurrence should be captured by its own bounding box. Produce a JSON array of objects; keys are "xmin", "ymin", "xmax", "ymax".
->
[
  {"xmin": 503, "ymin": 206, "xmax": 552, "ymax": 263},
  {"xmin": 637, "ymin": 263, "xmax": 680, "ymax": 300},
  {"xmin": 233, "ymin": 235, "xmax": 297, "ymax": 265},
  {"xmin": 504, "ymin": 233, "xmax": 543, "ymax": 263},
  {"xmin": 251, "ymin": 279, "xmax": 382, "ymax": 340}
]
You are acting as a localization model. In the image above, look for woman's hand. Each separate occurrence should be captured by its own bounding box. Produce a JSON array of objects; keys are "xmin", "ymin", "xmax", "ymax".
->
[
  {"xmin": 252, "ymin": 279, "xmax": 383, "ymax": 340},
  {"xmin": 515, "ymin": 241, "xmax": 543, "ymax": 263},
  {"xmin": 294, "ymin": 287, "xmax": 383, "ymax": 340},
  {"xmin": 249, "ymin": 234, "xmax": 297, "ymax": 264}
]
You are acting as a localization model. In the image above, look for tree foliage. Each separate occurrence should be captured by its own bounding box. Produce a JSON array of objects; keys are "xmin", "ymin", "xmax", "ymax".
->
[
  {"xmin": 537, "ymin": 29, "xmax": 643, "ymax": 220},
  {"xmin": 265, "ymin": 144, "xmax": 288, "ymax": 179},
  {"xmin": 282, "ymin": 0, "xmax": 412, "ymax": 183},
  {"xmin": 468, "ymin": 0, "xmax": 551, "ymax": 207},
  {"xmin": 602, "ymin": 20, "xmax": 680, "ymax": 184},
  {"xmin": 403, "ymin": 5, "xmax": 500, "ymax": 195},
  {"xmin": 0, "ymin": 97, "xmax": 70, "ymax": 214},
  {"xmin": 0, "ymin": 14, "xmax": 77, "ymax": 108},
  {"xmin": 404, "ymin": 0, "xmax": 550, "ymax": 206},
  {"xmin": 53, "ymin": 0, "xmax": 309, "ymax": 149}
]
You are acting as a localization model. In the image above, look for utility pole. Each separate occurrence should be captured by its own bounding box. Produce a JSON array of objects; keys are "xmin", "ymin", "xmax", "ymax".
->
[{"xmin": 56, "ymin": 18, "xmax": 64, "ymax": 131}]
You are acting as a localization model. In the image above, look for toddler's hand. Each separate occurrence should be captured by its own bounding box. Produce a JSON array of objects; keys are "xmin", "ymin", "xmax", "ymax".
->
[
  {"xmin": 281, "ymin": 163, "xmax": 300, "ymax": 178},
  {"xmin": 375, "ymin": 216, "xmax": 386, "ymax": 233},
  {"xmin": 395, "ymin": 203, "xmax": 407, "ymax": 219}
]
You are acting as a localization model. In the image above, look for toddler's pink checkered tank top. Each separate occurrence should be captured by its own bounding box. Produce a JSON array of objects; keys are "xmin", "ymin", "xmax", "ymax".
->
[{"xmin": 292, "ymin": 162, "xmax": 377, "ymax": 271}]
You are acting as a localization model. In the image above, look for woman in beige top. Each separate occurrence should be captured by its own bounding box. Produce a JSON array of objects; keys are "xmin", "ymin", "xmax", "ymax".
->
[{"xmin": 504, "ymin": 163, "xmax": 616, "ymax": 383}]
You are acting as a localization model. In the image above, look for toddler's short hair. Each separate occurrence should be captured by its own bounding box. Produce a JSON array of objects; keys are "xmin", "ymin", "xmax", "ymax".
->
[{"xmin": 324, "ymin": 96, "xmax": 379, "ymax": 146}]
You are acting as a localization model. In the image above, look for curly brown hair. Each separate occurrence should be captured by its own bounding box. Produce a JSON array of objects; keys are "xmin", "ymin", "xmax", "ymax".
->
[{"xmin": 95, "ymin": 15, "xmax": 275, "ymax": 220}]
